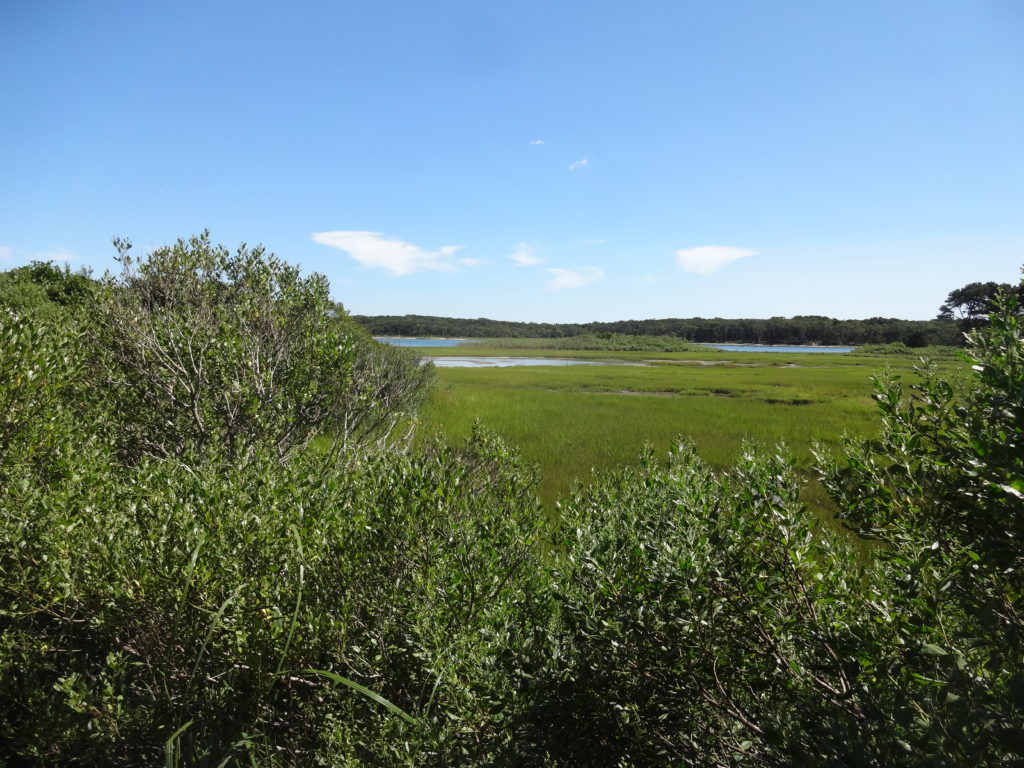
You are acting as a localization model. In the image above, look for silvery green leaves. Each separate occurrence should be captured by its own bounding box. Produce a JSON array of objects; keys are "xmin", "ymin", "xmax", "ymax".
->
[{"xmin": 818, "ymin": 293, "xmax": 1024, "ymax": 765}]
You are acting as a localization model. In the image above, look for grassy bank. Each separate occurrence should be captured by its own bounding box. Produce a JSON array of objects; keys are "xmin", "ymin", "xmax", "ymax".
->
[{"xmin": 415, "ymin": 347, "xmax": 967, "ymax": 504}]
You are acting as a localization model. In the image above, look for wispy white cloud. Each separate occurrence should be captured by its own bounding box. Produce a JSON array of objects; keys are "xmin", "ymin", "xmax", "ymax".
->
[
  {"xmin": 545, "ymin": 266, "xmax": 604, "ymax": 290},
  {"xmin": 459, "ymin": 257, "xmax": 483, "ymax": 267},
  {"xmin": 312, "ymin": 231, "xmax": 465, "ymax": 276},
  {"xmin": 509, "ymin": 242, "xmax": 542, "ymax": 267},
  {"xmin": 34, "ymin": 248, "xmax": 77, "ymax": 262},
  {"xmin": 0, "ymin": 246, "xmax": 77, "ymax": 263},
  {"xmin": 529, "ymin": 139, "xmax": 545, "ymax": 146},
  {"xmin": 675, "ymin": 245, "xmax": 758, "ymax": 275},
  {"xmin": 569, "ymin": 157, "xmax": 589, "ymax": 171}
]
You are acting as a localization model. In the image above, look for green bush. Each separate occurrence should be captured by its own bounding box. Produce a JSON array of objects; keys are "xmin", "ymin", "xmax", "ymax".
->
[
  {"xmin": 93, "ymin": 233, "xmax": 431, "ymax": 464},
  {"xmin": 510, "ymin": 445, "xmax": 866, "ymax": 766},
  {"xmin": 2, "ymin": 238, "xmax": 522, "ymax": 765},
  {"xmin": 0, "ymin": 261, "xmax": 95, "ymax": 322},
  {"xmin": 0, "ymin": 423, "xmax": 546, "ymax": 765},
  {"xmin": 817, "ymin": 293, "xmax": 1024, "ymax": 764},
  {"xmin": 506, "ymin": 290, "xmax": 1023, "ymax": 765},
  {"xmin": 0, "ymin": 308, "xmax": 90, "ymax": 485}
]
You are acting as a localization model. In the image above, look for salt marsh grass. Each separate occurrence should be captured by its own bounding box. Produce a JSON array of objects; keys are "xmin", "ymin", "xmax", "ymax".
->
[{"xmin": 417, "ymin": 350, "xmax": 966, "ymax": 504}]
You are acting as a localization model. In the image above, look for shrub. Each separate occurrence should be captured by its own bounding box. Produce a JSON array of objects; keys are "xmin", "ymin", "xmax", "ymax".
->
[
  {"xmin": 0, "ymin": 307, "xmax": 89, "ymax": 485},
  {"xmin": 818, "ymin": 292, "xmax": 1024, "ymax": 764},
  {"xmin": 0, "ymin": 423, "xmax": 546, "ymax": 765},
  {"xmin": 92, "ymin": 232, "xmax": 431, "ymax": 463},
  {"xmin": 513, "ymin": 445, "xmax": 866, "ymax": 766},
  {"xmin": 0, "ymin": 261, "xmax": 95, "ymax": 321},
  {"xmin": 507, "ymin": 289, "xmax": 1023, "ymax": 765}
]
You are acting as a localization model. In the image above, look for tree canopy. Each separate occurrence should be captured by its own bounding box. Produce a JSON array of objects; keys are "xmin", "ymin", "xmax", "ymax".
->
[
  {"xmin": 937, "ymin": 279, "xmax": 1024, "ymax": 325},
  {"xmin": 0, "ymin": 260, "xmax": 95, "ymax": 321}
]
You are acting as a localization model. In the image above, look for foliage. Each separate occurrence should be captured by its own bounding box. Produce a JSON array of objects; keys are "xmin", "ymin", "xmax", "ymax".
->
[
  {"xmin": 0, "ymin": 238, "xmax": 531, "ymax": 766},
  {"xmin": 0, "ymin": 260, "xmax": 96, "ymax": 321},
  {"xmin": 512, "ymin": 445, "xmax": 868, "ymax": 766},
  {"xmin": 0, "ymin": 308, "xmax": 89, "ymax": 486},
  {"xmin": 503, "ymin": 291, "xmax": 1024, "ymax": 766},
  {"xmin": 0, "ymin": 332, "xmax": 544, "ymax": 764},
  {"xmin": 355, "ymin": 312, "xmax": 961, "ymax": 347},
  {"xmin": 2, "ymin": 238, "xmax": 1021, "ymax": 765},
  {"xmin": 339, "ymin": 331, "xmax": 435, "ymax": 453},
  {"xmin": 937, "ymin": 279, "xmax": 1024, "ymax": 327},
  {"xmin": 817, "ymin": 293, "xmax": 1024, "ymax": 764},
  {"xmin": 92, "ymin": 232, "xmax": 430, "ymax": 463}
]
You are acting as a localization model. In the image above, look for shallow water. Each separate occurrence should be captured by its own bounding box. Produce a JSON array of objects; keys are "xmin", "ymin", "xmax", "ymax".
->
[
  {"xmin": 374, "ymin": 337, "xmax": 467, "ymax": 347},
  {"xmin": 426, "ymin": 356, "xmax": 649, "ymax": 368},
  {"xmin": 700, "ymin": 344, "xmax": 854, "ymax": 354},
  {"xmin": 376, "ymin": 337, "xmax": 854, "ymax": 355}
]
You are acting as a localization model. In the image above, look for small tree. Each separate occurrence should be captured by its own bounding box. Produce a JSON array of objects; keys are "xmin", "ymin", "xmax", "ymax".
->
[
  {"xmin": 937, "ymin": 279, "xmax": 1023, "ymax": 329},
  {"xmin": 93, "ymin": 232, "xmax": 429, "ymax": 463}
]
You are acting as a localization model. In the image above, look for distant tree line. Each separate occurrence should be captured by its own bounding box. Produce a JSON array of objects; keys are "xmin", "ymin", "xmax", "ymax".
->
[{"xmin": 355, "ymin": 312, "xmax": 962, "ymax": 346}]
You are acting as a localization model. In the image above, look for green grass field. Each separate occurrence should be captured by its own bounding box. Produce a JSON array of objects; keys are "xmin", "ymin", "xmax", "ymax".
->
[{"xmin": 414, "ymin": 345, "xmax": 966, "ymax": 505}]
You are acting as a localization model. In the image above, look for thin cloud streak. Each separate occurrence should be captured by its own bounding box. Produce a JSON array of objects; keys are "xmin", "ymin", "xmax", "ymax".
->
[
  {"xmin": 0, "ymin": 246, "xmax": 77, "ymax": 263},
  {"xmin": 509, "ymin": 242, "xmax": 542, "ymax": 267},
  {"xmin": 569, "ymin": 157, "xmax": 589, "ymax": 171},
  {"xmin": 34, "ymin": 248, "xmax": 77, "ymax": 262},
  {"xmin": 312, "ymin": 231, "xmax": 464, "ymax": 276},
  {"xmin": 675, "ymin": 245, "xmax": 758, "ymax": 275},
  {"xmin": 529, "ymin": 139, "xmax": 545, "ymax": 146},
  {"xmin": 545, "ymin": 266, "xmax": 604, "ymax": 290}
]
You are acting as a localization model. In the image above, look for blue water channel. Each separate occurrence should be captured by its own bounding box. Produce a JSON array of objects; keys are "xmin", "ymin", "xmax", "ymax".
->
[
  {"xmin": 376, "ymin": 337, "xmax": 854, "ymax": 355},
  {"xmin": 373, "ymin": 337, "xmax": 466, "ymax": 347}
]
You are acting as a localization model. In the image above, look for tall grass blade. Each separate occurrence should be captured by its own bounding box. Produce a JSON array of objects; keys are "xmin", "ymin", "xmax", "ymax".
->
[
  {"xmin": 164, "ymin": 720, "xmax": 194, "ymax": 768},
  {"xmin": 189, "ymin": 583, "xmax": 245, "ymax": 691},
  {"xmin": 177, "ymin": 532, "xmax": 207, "ymax": 617},
  {"xmin": 293, "ymin": 669, "xmax": 418, "ymax": 724},
  {"xmin": 275, "ymin": 525, "xmax": 303, "ymax": 676}
]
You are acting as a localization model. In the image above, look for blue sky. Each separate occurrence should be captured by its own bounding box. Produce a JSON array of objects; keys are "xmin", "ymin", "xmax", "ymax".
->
[{"xmin": 2, "ymin": 0, "xmax": 1022, "ymax": 322}]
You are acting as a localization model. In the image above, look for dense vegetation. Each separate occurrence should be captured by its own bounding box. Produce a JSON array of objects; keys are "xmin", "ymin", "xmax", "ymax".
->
[
  {"xmin": 356, "ymin": 313, "xmax": 961, "ymax": 347},
  {"xmin": 0, "ymin": 260, "xmax": 95, "ymax": 320},
  {"xmin": 415, "ymin": 339, "xmax": 966, "ymax": 503},
  {"xmin": 1, "ymin": 240, "xmax": 1021, "ymax": 765},
  {"xmin": 417, "ymin": 357, "xmax": 889, "ymax": 504}
]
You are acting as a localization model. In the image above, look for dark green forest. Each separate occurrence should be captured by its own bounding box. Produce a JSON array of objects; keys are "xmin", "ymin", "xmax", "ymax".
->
[
  {"xmin": 354, "ymin": 313, "xmax": 962, "ymax": 347},
  {"xmin": 1, "ymin": 237, "xmax": 1022, "ymax": 766}
]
